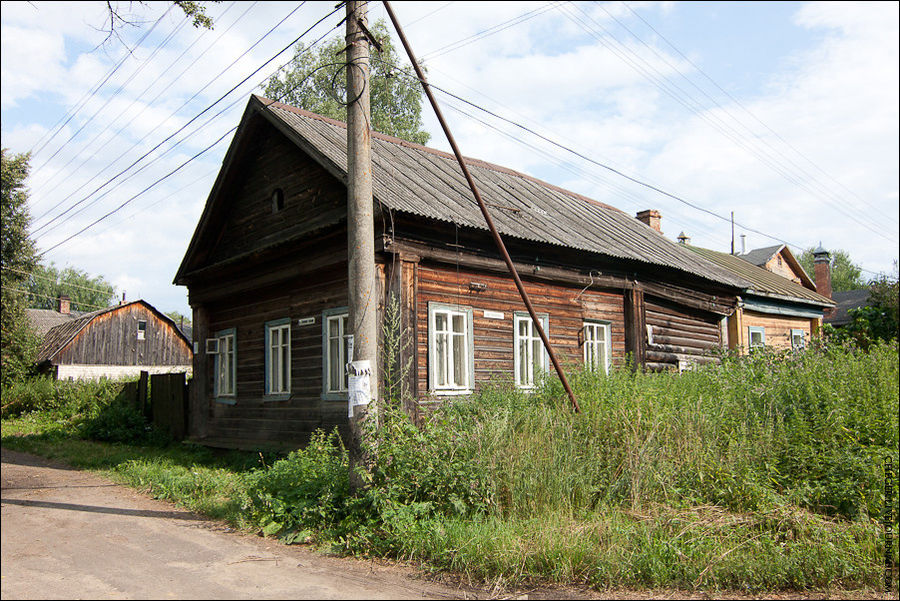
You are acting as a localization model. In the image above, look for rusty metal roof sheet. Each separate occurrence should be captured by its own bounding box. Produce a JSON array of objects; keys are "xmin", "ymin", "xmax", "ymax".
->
[
  {"xmin": 257, "ymin": 96, "xmax": 748, "ymax": 289},
  {"xmin": 685, "ymin": 245, "xmax": 834, "ymax": 307}
]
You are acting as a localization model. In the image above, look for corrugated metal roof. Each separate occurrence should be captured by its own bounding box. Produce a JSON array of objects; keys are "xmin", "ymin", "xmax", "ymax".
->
[
  {"xmin": 257, "ymin": 97, "xmax": 748, "ymax": 289},
  {"xmin": 685, "ymin": 245, "xmax": 834, "ymax": 307}
]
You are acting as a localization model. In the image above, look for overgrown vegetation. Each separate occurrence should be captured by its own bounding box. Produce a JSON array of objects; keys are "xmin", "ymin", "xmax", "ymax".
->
[{"xmin": 3, "ymin": 341, "xmax": 898, "ymax": 593}]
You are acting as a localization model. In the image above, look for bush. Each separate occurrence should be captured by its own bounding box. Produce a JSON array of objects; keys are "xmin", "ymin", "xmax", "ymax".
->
[
  {"xmin": 2, "ymin": 376, "xmax": 160, "ymax": 444},
  {"xmin": 242, "ymin": 429, "xmax": 350, "ymax": 543}
]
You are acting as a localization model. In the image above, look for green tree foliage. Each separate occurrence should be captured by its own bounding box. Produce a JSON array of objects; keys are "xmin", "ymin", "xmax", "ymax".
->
[
  {"xmin": 1, "ymin": 149, "xmax": 38, "ymax": 384},
  {"xmin": 164, "ymin": 310, "xmax": 191, "ymax": 328},
  {"xmin": 26, "ymin": 262, "xmax": 117, "ymax": 313},
  {"xmin": 263, "ymin": 20, "xmax": 430, "ymax": 145},
  {"xmin": 827, "ymin": 262, "xmax": 899, "ymax": 348},
  {"xmin": 797, "ymin": 247, "xmax": 865, "ymax": 292}
]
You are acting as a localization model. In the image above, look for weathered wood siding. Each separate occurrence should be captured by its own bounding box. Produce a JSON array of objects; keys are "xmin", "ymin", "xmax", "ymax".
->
[
  {"xmin": 741, "ymin": 310, "xmax": 813, "ymax": 350},
  {"xmin": 415, "ymin": 262, "xmax": 625, "ymax": 403},
  {"xmin": 644, "ymin": 296, "xmax": 723, "ymax": 371},
  {"xmin": 197, "ymin": 255, "xmax": 349, "ymax": 449},
  {"xmin": 207, "ymin": 120, "xmax": 346, "ymax": 267},
  {"xmin": 54, "ymin": 304, "xmax": 191, "ymax": 367}
]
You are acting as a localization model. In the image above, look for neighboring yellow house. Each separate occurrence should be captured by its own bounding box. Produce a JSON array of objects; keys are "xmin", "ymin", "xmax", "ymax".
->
[{"xmin": 684, "ymin": 244, "xmax": 835, "ymax": 352}]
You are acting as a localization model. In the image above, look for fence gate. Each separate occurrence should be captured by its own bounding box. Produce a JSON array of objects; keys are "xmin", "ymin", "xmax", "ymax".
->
[{"xmin": 150, "ymin": 372, "xmax": 188, "ymax": 440}]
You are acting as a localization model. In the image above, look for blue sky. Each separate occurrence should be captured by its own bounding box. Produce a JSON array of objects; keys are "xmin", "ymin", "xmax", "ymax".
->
[{"xmin": 2, "ymin": 1, "xmax": 897, "ymax": 316}]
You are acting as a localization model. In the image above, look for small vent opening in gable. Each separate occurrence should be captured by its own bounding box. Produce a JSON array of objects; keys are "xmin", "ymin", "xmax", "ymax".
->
[{"xmin": 272, "ymin": 188, "xmax": 285, "ymax": 213}]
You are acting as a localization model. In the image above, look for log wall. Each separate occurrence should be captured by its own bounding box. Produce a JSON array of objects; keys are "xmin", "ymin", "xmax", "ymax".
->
[
  {"xmin": 415, "ymin": 262, "xmax": 625, "ymax": 403},
  {"xmin": 644, "ymin": 296, "xmax": 724, "ymax": 371}
]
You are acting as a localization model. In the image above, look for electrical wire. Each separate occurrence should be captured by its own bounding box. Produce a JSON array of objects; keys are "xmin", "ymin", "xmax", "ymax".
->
[
  {"xmin": 560, "ymin": 2, "xmax": 897, "ymax": 242},
  {"xmin": 620, "ymin": 1, "xmax": 897, "ymax": 227},
  {"xmin": 32, "ymin": 2, "xmax": 314, "ymax": 237},
  {"xmin": 29, "ymin": 6, "xmax": 175, "ymax": 170},
  {"xmin": 31, "ymin": 1, "xmax": 242, "ymax": 203},
  {"xmin": 36, "ymin": 5, "xmax": 346, "ymax": 254},
  {"xmin": 30, "ymin": 1, "xmax": 256, "ymax": 226},
  {"xmin": 2, "ymin": 266, "xmax": 119, "ymax": 296}
]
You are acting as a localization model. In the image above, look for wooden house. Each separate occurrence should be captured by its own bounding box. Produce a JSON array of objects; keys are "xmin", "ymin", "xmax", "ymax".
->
[
  {"xmin": 684, "ymin": 243, "xmax": 834, "ymax": 351},
  {"xmin": 36, "ymin": 300, "xmax": 193, "ymax": 380},
  {"xmin": 738, "ymin": 244, "xmax": 810, "ymax": 286},
  {"xmin": 174, "ymin": 95, "xmax": 751, "ymax": 450}
]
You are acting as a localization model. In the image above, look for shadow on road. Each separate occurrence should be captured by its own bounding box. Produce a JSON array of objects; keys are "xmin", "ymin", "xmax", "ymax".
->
[{"xmin": 0, "ymin": 498, "xmax": 205, "ymax": 520}]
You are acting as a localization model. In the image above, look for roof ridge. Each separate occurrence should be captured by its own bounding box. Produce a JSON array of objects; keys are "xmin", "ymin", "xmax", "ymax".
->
[{"xmin": 255, "ymin": 95, "xmax": 621, "ymax": 213}]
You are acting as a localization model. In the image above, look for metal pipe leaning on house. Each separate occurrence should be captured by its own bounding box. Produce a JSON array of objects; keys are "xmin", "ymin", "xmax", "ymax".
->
[{"xmin": 383, "ymin": 1, "xmax": 580, "ymax": 413}]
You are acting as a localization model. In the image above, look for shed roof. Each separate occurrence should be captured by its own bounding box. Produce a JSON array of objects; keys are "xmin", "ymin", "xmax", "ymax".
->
[
  {"xmin": 685, "ymin": 245, "xmax": 834, "ymax": 308},
  {"xmin": 37, "ymin": 300, "xmax": 192, "ymax": 363},
  {"xmin": 177, "ymin": 96, "xmax": 748, "ymax": 290},
  {"xmin": 826, "ymin": 289, "xmax": 870, "ymax": 326},
  {"xmin": 26, "ymin": 308, "xmax": 79, "ymax": 339}
]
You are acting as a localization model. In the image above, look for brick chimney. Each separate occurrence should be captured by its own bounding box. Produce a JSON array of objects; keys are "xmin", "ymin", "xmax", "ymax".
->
[
  {"xmin": 813, "ymin": 243, "xmax": 832, "ymax": 299},
  {"xmin": 58, "ymin": 295, "xmax": 71, "ymax": 315},
  {"xmin": 636, "ymin": 210, "xmax": 662, "ymax": 233}
]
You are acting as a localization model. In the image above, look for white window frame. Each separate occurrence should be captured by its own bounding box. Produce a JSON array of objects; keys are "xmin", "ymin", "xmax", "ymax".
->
[
  {"xmin": 583, "ymin": 320, "xmax": 612, "ymax": 374},
  {"xmin": 791, "ymin": 328, "xmax": 806, "ymax": 350},
  {"xmin": 428, "ymin": 302, "xmax": 474, "ymax": 394},
  {"xmin": 322, "ymin": 307, "xmax": 349, "ymax": 400},
  {"xmin": 214, "ymin": 328, "xmax": 236, "ymax": 402},
  {"xmin": 748, "ymin": 326, "xmax": 766, "ymax": 349},
  {"xmin": 137, "ymin": 320, "xmax": 147, "ymax": 341},
  {"xmin": 514, "ymin": 312, "xmax": 549, "ymax": 389},
  {"xmin": 265, "ymin": 318, "xmax": 291, "ymax": 397}
]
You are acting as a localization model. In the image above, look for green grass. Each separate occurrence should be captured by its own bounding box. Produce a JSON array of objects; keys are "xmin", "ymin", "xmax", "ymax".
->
[{"xmin": 2, "ymin": 340, "xmax": 897, "ymax": 593}]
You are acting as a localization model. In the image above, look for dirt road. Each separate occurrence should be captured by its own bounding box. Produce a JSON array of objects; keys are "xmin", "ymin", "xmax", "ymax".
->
[{"xmin": 1, "ymin": 447, "xmax": 473, "ymax": 600}]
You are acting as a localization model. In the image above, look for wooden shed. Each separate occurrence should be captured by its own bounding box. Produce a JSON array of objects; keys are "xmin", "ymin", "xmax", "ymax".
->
[
  {"xmin": 174, "ymin": 95, "xmax": 751, "ymax": 450},
  {"xmin": 37, "ymin": 300, "xmax": 193, "ymax": 380}
]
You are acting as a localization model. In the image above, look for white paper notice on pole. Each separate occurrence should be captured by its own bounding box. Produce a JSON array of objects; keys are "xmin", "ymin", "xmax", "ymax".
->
[{"xmin": 347, "ymin": 359, "xmax": 372, "ymax": 417}]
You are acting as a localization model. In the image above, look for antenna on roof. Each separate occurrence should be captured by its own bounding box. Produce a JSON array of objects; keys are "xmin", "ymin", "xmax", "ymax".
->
[{"xmin": 730, "ymin": 211, "xmax": 735, "ymax": 255}]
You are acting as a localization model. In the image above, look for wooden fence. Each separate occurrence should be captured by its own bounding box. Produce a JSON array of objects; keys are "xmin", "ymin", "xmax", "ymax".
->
[{"xmin": 134, "ymin": 371, "xmax": 190, "ymax": 441}]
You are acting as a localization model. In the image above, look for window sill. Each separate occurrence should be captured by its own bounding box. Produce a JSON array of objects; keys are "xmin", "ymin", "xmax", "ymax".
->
[
  {"xmin": 263, "ymin": 394, "xmax": 291, "ymax": 403},
  {"xmin": 321, "ymin": 392, "xmax": 348, "ymax": 401},
  {"xmin": 430, "ymin": 388, "xmax": 473, "ymax": 396},
  {"xmin": 214, "ymin": 397, "xmax": 236, "ymax": 405}
]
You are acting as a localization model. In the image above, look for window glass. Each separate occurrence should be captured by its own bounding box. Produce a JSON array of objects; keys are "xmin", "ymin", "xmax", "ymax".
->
[
  {"xmin": 515, "ymin": 313, "xmax": 548, "ymax": 388},
  {"xmin": 326, "ymin": 314, "xmax": 348, "ymax": 393},
  {"xmin": 748, "ymin": 327, "xmax": 765, "ymax": 348},
  {"xmin": 216, "ymin": 332, "xmax": 235, "ymax": 397},
  {"xmin": 584, "ymin": 321, "xmax": 611, "ymax": 373},
  {"xmin": 266, "ymin": 322, "xmax": 290, "ymax": 395},
  {"xmin": 430, "ymin": 305, "xmax": 471, "ymax": 392}
]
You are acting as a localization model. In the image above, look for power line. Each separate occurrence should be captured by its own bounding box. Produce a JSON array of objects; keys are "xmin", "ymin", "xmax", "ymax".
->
[
  {"xmin": 560, "ymin": 2, "xmax": 897, "ymax": 243},
  {"xmin": 371, "ymin": 56, "xmax": 807, "ymax": 249},
  {"xmin": 2, "ymin": 266, "xmax": 119, "ymax": 296},
  {"xmin": 32, "ymin": 2, "xmax": 312, "ymax": 238},
  {"xmin": 30, "ymin": 1, "xmax": 256, "ymax": 225},
  {"xmin": 419, "ymin": 1, "xmax": 564, "ymax": 61},
  {"xmin": 28, "ymin": 5, "xmax": 174, "ymax": 163},
  {"xmin": 31, "ymin": 1, "xmax": 242, "ymax": 203},
  {"xmin": 620, "ymin": 0, "xmax": 897, "ymax": 227},
  {"xmin": 6, "ymin": 288, "xmax": 112, "ymax": 311},
  {"xmin": 36, "ymin": 5, "xmax": 346, "ymax": 254}
]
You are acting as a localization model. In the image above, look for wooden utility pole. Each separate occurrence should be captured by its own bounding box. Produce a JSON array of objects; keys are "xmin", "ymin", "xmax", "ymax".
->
[{"xmin": 345, "ymin": 0, "xmax": 378, "ymax": 485}]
